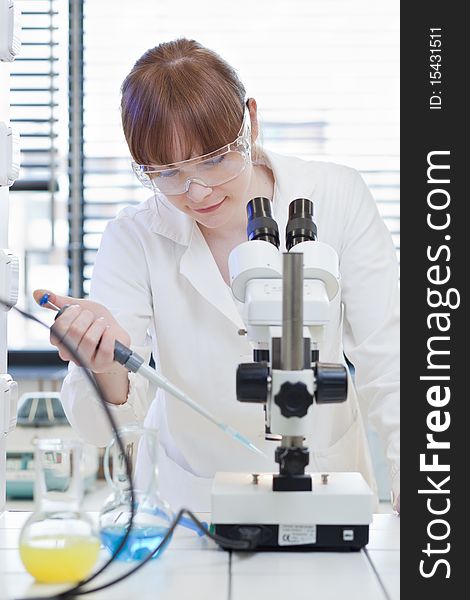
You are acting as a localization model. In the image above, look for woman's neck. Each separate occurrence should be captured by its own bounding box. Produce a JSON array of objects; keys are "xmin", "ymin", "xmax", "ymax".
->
[
  {"xmin": 200, "ymin": 164, "xmax": 275, "ymax": 243},
  {"xmin": 248, "ymin": 162, "xmax": 275, "ymax": 204},
  {"xmin": 198, "ymin": 164, "xmax": 275, "ymax": 284}
]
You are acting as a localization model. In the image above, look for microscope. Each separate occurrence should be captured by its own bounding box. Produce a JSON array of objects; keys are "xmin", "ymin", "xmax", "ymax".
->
[{"xmin": 211, "ymin": 197, "xmax": 373, "ymax": 551}]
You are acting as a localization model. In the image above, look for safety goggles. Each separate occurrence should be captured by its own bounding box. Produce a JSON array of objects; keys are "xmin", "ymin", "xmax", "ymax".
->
[{"xmin": 132, "ymin": 107, "xmax": 251, "ymax": 196}]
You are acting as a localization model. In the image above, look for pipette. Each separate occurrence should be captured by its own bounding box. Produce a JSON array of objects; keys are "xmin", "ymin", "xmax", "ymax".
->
[{"xmin": 37, "ymin": 292, "xmax": 266, "ymax": 458}]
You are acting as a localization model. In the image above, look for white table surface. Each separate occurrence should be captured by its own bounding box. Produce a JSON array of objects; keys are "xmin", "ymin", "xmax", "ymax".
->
[{"xmin": 0, "ymin": 511, "xmax": 399, "ymax": 600}]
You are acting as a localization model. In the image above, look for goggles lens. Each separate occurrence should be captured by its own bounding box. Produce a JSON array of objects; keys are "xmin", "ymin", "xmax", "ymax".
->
[{"xmin": 132, "ymin": 109, "xmax": 251, "ymax": 195}]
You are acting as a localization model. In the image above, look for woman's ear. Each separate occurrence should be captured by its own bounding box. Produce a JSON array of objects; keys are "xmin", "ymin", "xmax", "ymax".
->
[{"xmin": 246, "ymin": 97, "xmax": 259, "ymax": 143}]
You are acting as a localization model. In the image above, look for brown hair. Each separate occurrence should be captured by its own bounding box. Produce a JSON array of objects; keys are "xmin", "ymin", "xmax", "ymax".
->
[{"xmin": 121, "ymin": 39, "xmax": 246, "ymax": 166}]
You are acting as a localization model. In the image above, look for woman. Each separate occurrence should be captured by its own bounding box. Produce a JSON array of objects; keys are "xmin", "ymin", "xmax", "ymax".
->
[{"xmin": 36, "ymin": 39, "xmax": 400, "ymax": 512}]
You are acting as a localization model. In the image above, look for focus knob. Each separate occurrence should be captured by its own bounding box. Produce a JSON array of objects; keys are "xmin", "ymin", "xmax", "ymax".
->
[
  {"xmin": 274, "ymin": 381, "xmax": 313, "ymax": 418},
  {"xmin": 314, "ymin": 363, "xmax": 348, "ymax": 404},
  {"xmin": 236, "ymin": 362, "xmax": 269, "ymax": 403}
]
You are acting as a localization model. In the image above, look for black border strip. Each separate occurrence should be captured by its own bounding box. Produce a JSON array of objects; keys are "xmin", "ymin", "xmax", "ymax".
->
[{"xmin": 401, "ymin": 3, "xmax": 465, "ymax": 595}]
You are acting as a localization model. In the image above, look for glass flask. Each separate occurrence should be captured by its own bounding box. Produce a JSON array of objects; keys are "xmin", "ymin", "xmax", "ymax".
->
[
  {"xmin": 99, "ymin": 424, "xmax": 174, "ymax": 561},
  {"xmin": 19, "ymin": 438, "xmax": 100, "ymax": 584}
]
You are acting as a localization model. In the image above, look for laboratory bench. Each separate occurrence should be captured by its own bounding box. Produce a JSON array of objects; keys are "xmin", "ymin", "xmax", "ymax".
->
[{"xmin": 0, "ymin": 510, "xmax": 399, "ymax": 600}]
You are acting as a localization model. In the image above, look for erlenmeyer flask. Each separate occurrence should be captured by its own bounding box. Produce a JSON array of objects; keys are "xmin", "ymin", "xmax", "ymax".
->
[
  {"xmin": 19, "ymin": 438, "xmax": 100, "ymax": 583},
  {"xmin": 99, "ymin": 424, "xmax": 174, "ymax": 561}
]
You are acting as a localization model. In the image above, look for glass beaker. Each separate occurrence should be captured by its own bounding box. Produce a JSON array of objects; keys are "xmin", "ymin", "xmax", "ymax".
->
[
  {"xmin": 19, "ymin": 438, "xmax": 100, "ymax": 584},
  {"xmin": 99, "ymin": 424, "xmax": 174, "ymax": 561}
]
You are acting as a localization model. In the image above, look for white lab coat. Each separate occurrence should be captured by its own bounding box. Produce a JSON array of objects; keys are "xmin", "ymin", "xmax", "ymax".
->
[{"xmin": 61, "ymin": 150, "xmax": 400, "ymax": 512}]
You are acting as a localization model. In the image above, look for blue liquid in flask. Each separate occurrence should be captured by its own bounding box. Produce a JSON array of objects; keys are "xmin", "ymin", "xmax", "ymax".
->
[{"xmin": 100, "ymin": 525, "xmax": 171, "ymax": 561}]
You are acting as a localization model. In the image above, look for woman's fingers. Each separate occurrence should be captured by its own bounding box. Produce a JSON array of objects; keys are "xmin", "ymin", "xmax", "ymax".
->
[
  {"xmin": 90, "ymin": 325, "xmax": 116, "ymax": 372},
  {"xmin": 33, "ymin": 289, "xmax": 82, "ymax": 311},
  {"xmin": 51, "ymin": 307, "xmax": 95, "ymax": 347},
  {"xmin": 78, "ymin": 317, "xmax": 108, "ymax": 363},
  {"xmin": 47, "ymin": 302, "xmax": 130, "ymax": 372},
  {"xmin": 51, "ymin": 307, "xmax": 108, "ymax": 368},
  {"xmin": 50, "ymin": 305, "xmax": 81, "ymax": 346}
]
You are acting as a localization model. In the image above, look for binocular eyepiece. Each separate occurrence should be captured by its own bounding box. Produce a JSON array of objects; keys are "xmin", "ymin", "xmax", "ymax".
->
[
  {"xmin": 286, "ymin": 198, "xmax": 317, "ymax": 250},
  {"xmin": 246, "ymin": 197, "xmax": 317, "ymax": 249},
  {"xmin": 246, "ymin": 196, "xmax": 280, "ymax": 248}
]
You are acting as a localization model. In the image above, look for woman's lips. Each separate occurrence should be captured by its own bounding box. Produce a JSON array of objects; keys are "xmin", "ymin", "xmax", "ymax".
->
[{"xmin": 193, "ymin": 197, "xmax": 226, "ymax": 214}]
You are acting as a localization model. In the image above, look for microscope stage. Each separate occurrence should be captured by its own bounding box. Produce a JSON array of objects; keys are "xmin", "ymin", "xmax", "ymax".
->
[{"xmin": 211, "ymin": 472, "xmax": 373, "ymax": 551}]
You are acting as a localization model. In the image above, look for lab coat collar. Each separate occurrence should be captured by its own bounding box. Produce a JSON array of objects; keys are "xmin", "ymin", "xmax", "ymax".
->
[
  {"xmin": 260, "ymin": 150, "xmax": 318, "ymax": 245},
  {"xmin": 148, "ymin": 194, "xmax": 194, "ymax": 245},
  {"xmin": 179, "ymin": 224, "xmax": 245, "ymax": 329},
  {"xmin": 152, "ymin": 149, "xmax": 318, "ymax": 328}
]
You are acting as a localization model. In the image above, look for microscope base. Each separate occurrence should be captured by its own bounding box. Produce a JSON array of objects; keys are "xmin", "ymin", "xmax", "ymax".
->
[{"xmin": 211, "ymin": 471, "xmax": 373, "ymax": 551}]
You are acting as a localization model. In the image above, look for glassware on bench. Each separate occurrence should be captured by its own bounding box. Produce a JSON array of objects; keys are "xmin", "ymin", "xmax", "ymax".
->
[
  {"xmin": 19, "ymin": 439, "xmax": 100, "ymax": 583},
  {"xmin": 99, "ymin": 424, "xmax": 174, "ymax": 561}
]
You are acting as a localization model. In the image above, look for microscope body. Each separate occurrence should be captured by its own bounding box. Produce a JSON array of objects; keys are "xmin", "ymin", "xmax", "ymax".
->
[{"xmin": 211, "ymin": 198, "xmax": 374, "ymax": 551}]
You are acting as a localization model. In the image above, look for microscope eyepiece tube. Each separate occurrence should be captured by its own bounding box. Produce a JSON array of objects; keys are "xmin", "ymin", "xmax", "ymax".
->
[
  {"xmin": 246, "ymin": 197, "xmax": 280, "ymax": 248},
  {"xmin": 281, "ymin": 252, "xmax": 304, "ymax": 371},
  {"xmin": 286, "ymin": 198, "xmax": 317, "ymax": 251}
]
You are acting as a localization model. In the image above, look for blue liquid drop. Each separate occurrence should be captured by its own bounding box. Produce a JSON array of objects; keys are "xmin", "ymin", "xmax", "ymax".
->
[{"xmin": 100, "ymin": 526, "xmax": 171, "ymax": 562}]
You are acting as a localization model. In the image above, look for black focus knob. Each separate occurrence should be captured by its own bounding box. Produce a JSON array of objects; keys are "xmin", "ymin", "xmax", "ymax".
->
[
  {"xmin": 314, "ymin": 363, "xmax": 348, "ymax": 404},
  {"xmin": 274, "ymin": 381, "xmax": 313, "ymax": 418},
  {"xmin": 236, "ymin": 362, "xmax": 269, "ymax": 403}
]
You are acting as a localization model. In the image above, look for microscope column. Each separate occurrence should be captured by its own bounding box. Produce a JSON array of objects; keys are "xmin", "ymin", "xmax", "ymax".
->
[
  {"xmin": 281, "ymin": 252, "xmax": 304, "ymax": 371},
  {"xmin": 273, "ymin": 253, "xmax": 312, "ymax": 492}
]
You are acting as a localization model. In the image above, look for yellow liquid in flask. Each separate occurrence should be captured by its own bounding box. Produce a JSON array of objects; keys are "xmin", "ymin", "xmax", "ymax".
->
[{"xmin": 19, "ymin": 534, "xmax": 101, "ymax": 583}]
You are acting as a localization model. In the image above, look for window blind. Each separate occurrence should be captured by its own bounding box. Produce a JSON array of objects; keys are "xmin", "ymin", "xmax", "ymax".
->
[
  {"xmin": 7, "ymin": 0, "xmax": 399, "ymax": 348},
  {"xmin": 79, "ymin": 0, "xmax": 399, "ymax": 295},
  {"xmin": 8, "ymin": 0, "xmax": 69, "ymax": 349}
]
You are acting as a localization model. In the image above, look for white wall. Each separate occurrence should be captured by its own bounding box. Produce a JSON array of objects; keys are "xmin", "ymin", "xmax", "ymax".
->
[
  {"xmin": 0, "ymin": 54, "xmax": 10, "ymax": 515},
  {"xmin": 0, "ymin": 0, "xmax": 16, "ymax": 515}
]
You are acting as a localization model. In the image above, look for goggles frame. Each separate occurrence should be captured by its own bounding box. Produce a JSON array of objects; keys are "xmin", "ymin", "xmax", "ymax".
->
[{"xmin": 132, "ymin": 107, "xmax": 251, "ymax": 195}]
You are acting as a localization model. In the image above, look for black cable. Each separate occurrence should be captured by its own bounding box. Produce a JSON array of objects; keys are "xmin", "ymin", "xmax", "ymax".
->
[
  {"xmin": 19, "ymin": 508, "xmax": 252, "ymax": 600},
  {"xmin": 0, "ymin": 299, "xmax": 253, "ymax": 600},
  {"xmin": 0, "ymin": 300, "xmax": 137, "ymax": 596},
  {"xmin": 67, "ymin": 509, "xmax": 251, "ymax": 596}
]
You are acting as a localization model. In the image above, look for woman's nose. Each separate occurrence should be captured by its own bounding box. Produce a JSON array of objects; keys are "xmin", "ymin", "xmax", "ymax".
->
[{"xmin": 186, "ymin": 180, "xmax": 213, "ymax": 203}]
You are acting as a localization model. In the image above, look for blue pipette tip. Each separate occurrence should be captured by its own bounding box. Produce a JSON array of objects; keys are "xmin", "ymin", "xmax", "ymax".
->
[
  {"xmin": 245, "ymin": 441, "xmax": 268, "ymax": 459},
  {"xmin": 39, "ymin": 292, "xmax": 50, "ymax": 306},
  {"xmin": 224, "ymin": 426, "xmax": 268, "ymax": 459}
]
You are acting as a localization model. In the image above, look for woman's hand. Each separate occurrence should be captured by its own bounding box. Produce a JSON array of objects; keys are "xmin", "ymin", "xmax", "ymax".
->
[{"xmin": 33, "ymin": 289, "xmax": 131, "ymax": 373}]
